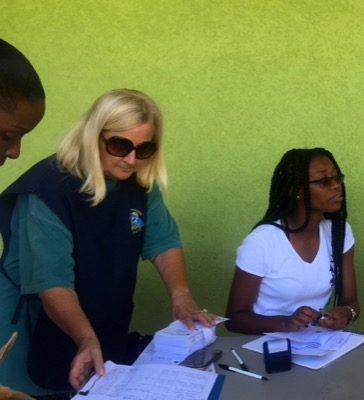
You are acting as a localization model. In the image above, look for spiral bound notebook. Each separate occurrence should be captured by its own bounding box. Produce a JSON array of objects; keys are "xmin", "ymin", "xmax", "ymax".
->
[{"xmin": 243, "ymin": 328, "xmax": 364, "ymax": 370}]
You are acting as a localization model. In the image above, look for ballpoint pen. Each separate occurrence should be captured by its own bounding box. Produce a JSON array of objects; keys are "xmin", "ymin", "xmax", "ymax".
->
[
  {"xmin": 78, "ymin": 372, "xmax": 101, "ymax": 396},
  {"xmin": 218, "ymin": 364, "xmax": 268, "ymax": 381},
  {"xmin": 312, "ymin": 309, "xmax": 329, "ymax": 325},
  {"xmin": 230, "ymin": 348, "xmax": 249, "ymax": 371}
]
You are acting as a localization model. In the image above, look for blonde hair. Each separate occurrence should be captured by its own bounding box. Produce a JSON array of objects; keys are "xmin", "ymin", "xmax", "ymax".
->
[{"xmin": 57, "ymin": 89, "xmax": 167, "ymax": 206}]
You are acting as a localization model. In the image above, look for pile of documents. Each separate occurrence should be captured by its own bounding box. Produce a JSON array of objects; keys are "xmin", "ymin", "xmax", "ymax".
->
[
  {"xmin": 71, "ymin": 360, "xmax": 224, "ymax": 400},
  {"xmin": 153, "ymin": 320, "xmax": 217, "ymax": 358},
  {"xmin": 243, "ymin": 325, "xmax": 364, "ymax": 370},
  {"xmin": 265, "ymin": 328, "xmax": 351, "ymax": 356}
]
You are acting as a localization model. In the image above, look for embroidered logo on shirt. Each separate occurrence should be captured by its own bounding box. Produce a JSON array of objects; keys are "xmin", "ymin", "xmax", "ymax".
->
[{"xmin": 130, "ymin": 209, "xmax": 144, "ymax": 234}]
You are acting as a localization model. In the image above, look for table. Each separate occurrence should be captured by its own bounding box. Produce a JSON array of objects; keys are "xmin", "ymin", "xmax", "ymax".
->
[{"xmin": 209, "ymin": 335, "xmax": 364, "ymax": 400}]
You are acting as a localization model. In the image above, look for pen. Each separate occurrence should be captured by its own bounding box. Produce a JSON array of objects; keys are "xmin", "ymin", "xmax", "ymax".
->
[
  {"xmin": 78, "ymin": 372, "xmax": 101, "ymax": 396},
  {"xmin": 318, "ymin": 308, "xmax": 328, "ymax": 320},
  {"xmin": 312, "ymin": 309, "xmax": 329, "ymax": 325},
  {"xmin": 218, "ymin": 364, "xmax": 268, "ymax": 381},
  {"xmin": 230, "ymin": 348, "xmax": 249, "ymax": 371}
]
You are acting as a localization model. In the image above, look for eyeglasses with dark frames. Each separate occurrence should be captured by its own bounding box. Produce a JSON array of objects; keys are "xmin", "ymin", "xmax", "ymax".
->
[
  {"xmin": 99, "ymin": 134, "xmax": 157, "ymax": 159},
  {"xmin": 308, "ymin": 174, "xmax": 344, "ymax": 188}
]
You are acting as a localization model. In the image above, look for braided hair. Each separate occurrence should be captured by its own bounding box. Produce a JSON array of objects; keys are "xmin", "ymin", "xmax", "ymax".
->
[{"xmin": 254, "ymin": 148, "xmax": 347, "ymax": 305}]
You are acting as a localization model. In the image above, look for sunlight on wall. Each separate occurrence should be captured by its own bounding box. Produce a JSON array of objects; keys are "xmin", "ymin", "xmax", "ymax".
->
[{"xmin": 3, "ymin": 0, "xmax": 364, "ymax": 333}]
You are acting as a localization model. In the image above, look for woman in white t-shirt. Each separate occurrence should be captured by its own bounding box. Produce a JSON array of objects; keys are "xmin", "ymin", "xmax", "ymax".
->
[{"xmin": 225, "ymin": 148, "xmax": 359, "ymax": 334}]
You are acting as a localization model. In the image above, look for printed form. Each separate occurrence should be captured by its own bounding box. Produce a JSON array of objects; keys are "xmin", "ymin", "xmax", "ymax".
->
[{"xmin": 72, "ymin": 360, "xmax": 219, "ymax": 400}]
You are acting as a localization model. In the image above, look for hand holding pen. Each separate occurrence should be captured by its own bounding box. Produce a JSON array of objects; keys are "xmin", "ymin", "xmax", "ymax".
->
[
  {"xmin": 311, "ymin": 308, "xmax": 328, "ymax": 325},
  {"xmin": 314, "ymin": 306, "xmax": 357, "ymax": 330},
  {"xmin": 284, "ymin": 306, "xmax": 321, "ymax": 331}
]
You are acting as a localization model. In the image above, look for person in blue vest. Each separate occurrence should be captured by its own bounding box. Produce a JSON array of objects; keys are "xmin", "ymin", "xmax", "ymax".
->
[
  {"xmin": 0, "ymin": 88, "xmax": 216, "ymax": 399},
  {"xmin": 0, "ymin": 38, "xmax": 45, "ymax": 165}
]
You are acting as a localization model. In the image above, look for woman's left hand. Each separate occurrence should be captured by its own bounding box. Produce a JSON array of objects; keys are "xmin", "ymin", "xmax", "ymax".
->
[{"xmin": 317, "ymin": 306, "xmax": 352, "ymax": 330}]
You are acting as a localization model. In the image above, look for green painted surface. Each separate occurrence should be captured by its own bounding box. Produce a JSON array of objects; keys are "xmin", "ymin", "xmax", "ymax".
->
[{"xmin": 2, "ymin": 0, "xmax": 364, "ymax": 335}]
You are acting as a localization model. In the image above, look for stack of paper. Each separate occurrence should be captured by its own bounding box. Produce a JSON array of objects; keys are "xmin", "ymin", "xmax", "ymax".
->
[
  {"xmin": 153, "ymin": 320, "xmax": 217, "ymax": 358},
  {"xmin": 243, "ymin": 326, "xmax": 364, "ymax": 370},
  {"xmin": 264, "ymin": 328, "xmax": 351, "ymax": 356}
]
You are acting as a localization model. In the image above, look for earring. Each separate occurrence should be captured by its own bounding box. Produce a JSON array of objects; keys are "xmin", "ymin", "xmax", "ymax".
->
[{"xmin": 296, "ymin": 195, "xmax": 300, "ymax": 200}]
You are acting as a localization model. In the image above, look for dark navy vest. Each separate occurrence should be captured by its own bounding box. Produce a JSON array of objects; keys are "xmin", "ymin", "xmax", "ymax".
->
[{"xmin": 0, "ymin": 155, "xmax": 147, "ymax": 390}]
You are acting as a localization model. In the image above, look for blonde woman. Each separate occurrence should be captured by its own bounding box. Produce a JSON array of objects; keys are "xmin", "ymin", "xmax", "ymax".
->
[{"xmin": 0, "ymin": 89, "xmax": 216, "ymax": 399}]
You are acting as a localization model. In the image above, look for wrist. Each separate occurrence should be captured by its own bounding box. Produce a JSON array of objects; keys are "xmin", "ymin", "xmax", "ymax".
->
[
  {"xmin": 278, "ymin": 316, "xmax": 293, "ymax": 332},
  {"xmin": 344, "ymin": 306, "xmax": 357, "ymax": 325},
  {"xmin": 171, "ymin": 287, "xmax": 191, "ymax": 300}
]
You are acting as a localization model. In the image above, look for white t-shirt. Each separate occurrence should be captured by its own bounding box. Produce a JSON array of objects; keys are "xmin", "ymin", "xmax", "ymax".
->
[{"xmin": 235, "ymin": 219, "xmax": 354, "ymax": 316}]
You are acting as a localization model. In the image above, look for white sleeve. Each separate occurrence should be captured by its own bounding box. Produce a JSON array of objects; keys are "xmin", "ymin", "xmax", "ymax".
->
[
  {"xmin": 344, "ymin": 221, "xmax": 355, "ymax": 253},
  {"xmin": 235, "ymin": 227, "xmax": 270, "ymax": 277}
]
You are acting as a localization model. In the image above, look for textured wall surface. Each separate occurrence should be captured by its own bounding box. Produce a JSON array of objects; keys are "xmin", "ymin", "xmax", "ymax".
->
[{"xmin": 2, "ymin": 0, "xmax": 364, "ymax": 334}]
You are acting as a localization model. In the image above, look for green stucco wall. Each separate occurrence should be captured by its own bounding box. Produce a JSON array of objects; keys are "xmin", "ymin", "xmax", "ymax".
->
[{"xmin": 2, "ymin": 0, "xmax": 364, "ymax": 335}]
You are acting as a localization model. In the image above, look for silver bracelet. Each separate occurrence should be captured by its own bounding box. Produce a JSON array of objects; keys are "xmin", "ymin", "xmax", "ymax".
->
[{"xmin": 344, "ymin": 306, "xmax": 357, "ymax": 325}]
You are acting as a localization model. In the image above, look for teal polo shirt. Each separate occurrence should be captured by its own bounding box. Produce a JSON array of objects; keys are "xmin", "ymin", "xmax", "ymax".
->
[{"xmin": 0, "ymin": 181, "xmax": 182, "ymax": 395}]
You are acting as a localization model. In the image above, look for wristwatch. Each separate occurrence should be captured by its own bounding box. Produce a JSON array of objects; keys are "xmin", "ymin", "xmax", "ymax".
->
[{"xmin": 344, "ymin": 306, "xmax": 357, "ymax": 325}]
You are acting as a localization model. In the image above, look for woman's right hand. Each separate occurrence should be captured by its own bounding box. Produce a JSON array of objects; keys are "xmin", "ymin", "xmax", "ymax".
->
[
  {"xmin": 283, "ymin": 306, "xmax": 321, "ymax": 331},
  {"xmin": 39, "ymin": 288, "xmax": 105, "ymax": 390},
  {"xmin": 69, "ymin": 336, "xmax": 105, "ymax": 390}
]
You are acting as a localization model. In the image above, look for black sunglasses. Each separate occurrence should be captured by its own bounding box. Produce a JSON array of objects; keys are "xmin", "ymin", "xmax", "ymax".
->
[
  {"xmin": 308, "ymin": 174, "xmax": 344, "ymax": 188},
  {"xmin": 100, "ymin": 134, "xmax": 157, "ymax": 159}
]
